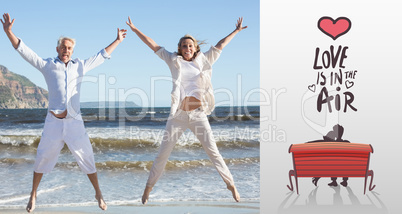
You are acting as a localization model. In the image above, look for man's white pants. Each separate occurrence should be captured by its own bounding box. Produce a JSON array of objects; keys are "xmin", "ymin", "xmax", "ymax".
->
[
  {"xmin": 146, "ymin": 109, "xmax": 235, "ymax": 187},
  {"xmin": 33, "ymin": 113, "xmax": 96, "ymax": 174}
]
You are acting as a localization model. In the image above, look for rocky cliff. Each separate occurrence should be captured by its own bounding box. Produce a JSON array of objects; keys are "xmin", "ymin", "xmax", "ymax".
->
[{"xmin": 0, "ymin": 65, "xmax": 48, "ymax": 109}]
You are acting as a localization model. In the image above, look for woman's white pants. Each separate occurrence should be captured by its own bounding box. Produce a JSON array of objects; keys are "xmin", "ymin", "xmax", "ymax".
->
[{"xmin": 146, "ymin": 109, "xmax": 235, "ymax": 187}]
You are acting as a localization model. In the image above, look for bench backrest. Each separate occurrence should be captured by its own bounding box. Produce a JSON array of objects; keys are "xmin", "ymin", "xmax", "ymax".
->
[{"xmin": 289, "ymin": 142, "xmax": 373, "ymax": 177}]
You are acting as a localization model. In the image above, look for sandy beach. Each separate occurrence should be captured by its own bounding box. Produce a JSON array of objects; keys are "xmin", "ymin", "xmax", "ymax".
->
[{"xmin": 0, "ymin": 201, "xmax": 259, "ymax": 214}]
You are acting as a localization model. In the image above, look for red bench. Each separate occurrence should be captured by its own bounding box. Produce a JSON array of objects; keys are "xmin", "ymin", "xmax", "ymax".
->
[{"xmin": 287, "ymin": 142, "xmax": 375, "ymax": 194}]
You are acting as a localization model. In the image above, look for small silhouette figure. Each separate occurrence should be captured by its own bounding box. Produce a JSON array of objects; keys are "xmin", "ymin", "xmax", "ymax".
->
[{"xmin": 311, "ymin": 124, "xmax": 349, "ymax": 187}]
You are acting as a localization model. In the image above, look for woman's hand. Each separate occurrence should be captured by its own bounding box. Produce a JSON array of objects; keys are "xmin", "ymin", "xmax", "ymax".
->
[
  {"xmin": 235, "ymin": 17, "xmax": 248, "ymax": 32},
  {"xmin": 126, "ymin": 16, "xmax": 137, "ymax": 31},
  {"xmin": 125, "ymin": 16, "xmax": 160, "ymax": 52},
  {"xmin": 215, "ymin": 17, "xmax": 247, "ymax": 50}
]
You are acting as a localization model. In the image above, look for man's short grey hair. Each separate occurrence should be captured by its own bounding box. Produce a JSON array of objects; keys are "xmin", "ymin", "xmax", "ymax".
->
[{"xmin": 57, "ymin": 36, "xmax": 76, "ymax": 48}]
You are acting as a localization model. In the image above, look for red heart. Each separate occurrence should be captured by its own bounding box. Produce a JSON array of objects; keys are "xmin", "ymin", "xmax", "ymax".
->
[{"xmin": 318, "ymin": 17, "xmax": 351, "ymax": 40}]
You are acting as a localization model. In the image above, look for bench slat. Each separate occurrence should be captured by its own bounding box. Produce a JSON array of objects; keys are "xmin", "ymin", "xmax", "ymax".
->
[
  {"xmin": 296, "ymin": 165, "xmax": 367, "ymax": 170},
  {"xmin": 294, "ymin": 156, "xmax": 368, "ymax": 161},
  {"xmin": 296, "ymin": 172, "xmax": 368, "ymax": 177},
  {"xmin": 293, "ymin": 153, "xmax": 369, "ymax": 159},
  {"xmin": 289, "ymin": 142, "xmax": 373, "ymax": 154},
  {"xmin": 296, "ymin": 162, "xmax": 368, "ymax": 166}
]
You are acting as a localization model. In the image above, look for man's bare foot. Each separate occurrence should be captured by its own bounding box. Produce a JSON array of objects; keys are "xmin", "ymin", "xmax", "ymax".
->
[
  {"xmin": 142, "ymin": 186, "xmax": 153, "ymax": 205},
  {"xmin": 26, "ymin": 192, "xmax": 36, "ymax": 213},
  {"xmin": 227, "ymin": 185, "xmax": 240, "ymax": 202},
  {"xmin": 95, "ymin": 194, "xmax": 107, "ymax": 210}
]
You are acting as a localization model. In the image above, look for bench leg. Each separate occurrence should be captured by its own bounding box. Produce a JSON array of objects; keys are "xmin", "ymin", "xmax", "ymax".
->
[
  {"xmin": 364, "ymin": 170, "xmax": 376, "ymax": 194},
  {"xmin": 287, "ymin": 170, "xmax": 299, "ymax": 194}
]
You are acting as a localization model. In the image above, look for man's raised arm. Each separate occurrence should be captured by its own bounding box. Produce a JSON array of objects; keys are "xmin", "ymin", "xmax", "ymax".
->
[{"xmin": 105, "ymin": 28, "xmax": 127, "ymax": 55}]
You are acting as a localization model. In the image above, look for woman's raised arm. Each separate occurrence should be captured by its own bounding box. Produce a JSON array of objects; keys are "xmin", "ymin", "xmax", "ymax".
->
[
  {"xmin": 126, "ymin": 16, "xmax": 161, "ymax": 52},
  {"xmin": 215, "ymin": 17, "xmax": 247, "ymax": 51}
]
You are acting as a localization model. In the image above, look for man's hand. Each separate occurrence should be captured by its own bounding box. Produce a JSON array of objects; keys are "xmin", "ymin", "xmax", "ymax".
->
[
  {"xmin": 1, "ymin": 13, "xmax": 15, "ymax": 34},
  {"xmin": 1, "ymin": 13, "xmax": 19, "ymax": 49},
  {"xmin": 116, "ymin": 28, "xmax": 127, "ymax": 42},
  {"xmin": 105, "ymin": 28, "xmax": 127, "ymax": 55}
]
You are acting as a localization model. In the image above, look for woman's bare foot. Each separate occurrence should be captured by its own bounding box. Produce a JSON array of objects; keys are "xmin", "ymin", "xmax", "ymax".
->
[
  {"xmin": 95, "ymin": 194, "xmax": 107, "ymax": 210},
  {"xmin": 26, "ymin": 192, "xmax": 36, "ymax": 213},
  {"xmin": 227, "ymin": 185, "xmax": 240, "ymax": 202},
  {"xmin": 142, "ymin": 186, "xmax": 153, "ymax": 205}
]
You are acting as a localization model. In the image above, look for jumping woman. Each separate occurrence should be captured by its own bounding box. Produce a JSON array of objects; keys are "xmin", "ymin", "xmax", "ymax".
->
[{"xmin": 126, "ymin": 16, "xmax": 247, "ymax": 204}]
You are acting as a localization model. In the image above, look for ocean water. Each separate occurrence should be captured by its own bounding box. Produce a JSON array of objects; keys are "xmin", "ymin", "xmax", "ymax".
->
[{"xmin": 0, "ymin": 106, "xmax": 259, "ymax": 208}]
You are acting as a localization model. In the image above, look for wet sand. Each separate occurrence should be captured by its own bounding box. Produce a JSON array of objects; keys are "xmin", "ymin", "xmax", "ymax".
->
[{"xmin": 0, "ymin": 201, "xmax": 260, "ymax": 214}]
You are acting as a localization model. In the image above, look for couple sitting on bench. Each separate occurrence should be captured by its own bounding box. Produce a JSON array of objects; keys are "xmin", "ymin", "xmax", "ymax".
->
[{"xmin": 309, "ymin": 124, "xmax": 349, "ymax": 187}]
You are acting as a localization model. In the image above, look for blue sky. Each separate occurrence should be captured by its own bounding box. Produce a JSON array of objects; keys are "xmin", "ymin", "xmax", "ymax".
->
[{"xmin": 0, "ymin": 0, "xmax": 260, "ymax": 107}]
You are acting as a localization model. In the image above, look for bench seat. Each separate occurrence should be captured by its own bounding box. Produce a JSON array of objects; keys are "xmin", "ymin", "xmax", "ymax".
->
[{"xmin": 287, "ymin": 142, "xmax": 375, "ymax": 194}]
